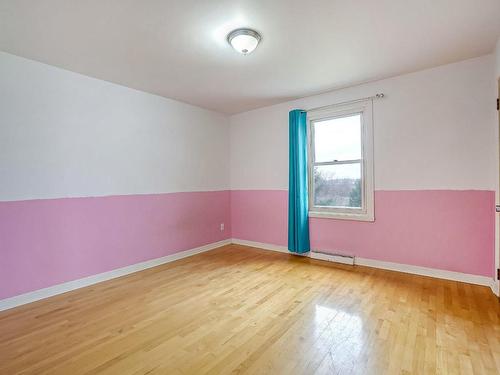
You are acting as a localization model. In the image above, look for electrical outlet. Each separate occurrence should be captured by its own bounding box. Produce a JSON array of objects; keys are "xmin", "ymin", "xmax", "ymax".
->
[{"xmin": 220, "ymin": 223, "xmax": 225, "ymax": 231}]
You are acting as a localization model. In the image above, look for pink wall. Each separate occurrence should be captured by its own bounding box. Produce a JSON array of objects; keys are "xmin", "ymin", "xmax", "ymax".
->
[
  {"xmin": 231, "ymin": 190, "xmax": 495, "ymax": 277},
  {"xmin": 1, "ymin": 188, "xmax": 495, "ymax": 301},
  {"xmin": 0, "ymin": 191, "xmax": 231, "ymax": 299},
  {"xmin": 230, "ymin": 190, "xmax": 288, "ymax": 246}
]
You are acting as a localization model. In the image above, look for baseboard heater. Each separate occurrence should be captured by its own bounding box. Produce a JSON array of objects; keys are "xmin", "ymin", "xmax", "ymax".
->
[{"xmin": 310, "ymin": 250, "xmax": 355, "ymax": 266}]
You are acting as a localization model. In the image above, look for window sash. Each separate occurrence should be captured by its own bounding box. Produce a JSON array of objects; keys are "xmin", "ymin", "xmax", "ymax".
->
[
  {"xmin": 312, "ymin": 159, "xmax": 361, "ymax": 167},
  {"xmin": 310, "ymin": 160, "xmax": 365, "ymax": 212},
  {"xmin": 308, "ymin": 107, "xmax": 368, "ymax": 216},
  {"xmin": 309, "ymin": 111, "xmax": 363, "ymax": 165}
]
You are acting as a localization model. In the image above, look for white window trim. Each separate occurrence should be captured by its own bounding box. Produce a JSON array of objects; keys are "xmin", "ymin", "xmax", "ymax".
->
[{"xmin": 307, "ymin": 100, "xmax": 374, "ymax": 222}]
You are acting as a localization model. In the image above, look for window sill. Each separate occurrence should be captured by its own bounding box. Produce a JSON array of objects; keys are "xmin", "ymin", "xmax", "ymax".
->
[{"xmin": 308, "ymin": 211, "xmax": 375, "ymax": 222}]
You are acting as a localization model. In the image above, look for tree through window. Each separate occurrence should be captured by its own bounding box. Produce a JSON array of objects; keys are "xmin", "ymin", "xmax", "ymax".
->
[{"xmin": 308, "ymin": 100, "xmax": 374, "ymax": 221}]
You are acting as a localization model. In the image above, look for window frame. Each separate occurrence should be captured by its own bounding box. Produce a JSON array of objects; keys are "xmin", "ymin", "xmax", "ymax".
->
[{"xmin": 307, "ymin": 100, "xmax": 374, "ymax": 222}]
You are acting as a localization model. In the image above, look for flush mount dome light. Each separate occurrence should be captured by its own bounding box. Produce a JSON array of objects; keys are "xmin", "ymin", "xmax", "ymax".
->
[{"xmin": 227, "ymin": 28, "xmax": 262, "ymax": 55}]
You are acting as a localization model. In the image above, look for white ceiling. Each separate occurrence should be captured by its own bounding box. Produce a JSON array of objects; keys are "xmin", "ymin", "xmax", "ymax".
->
[{"xmin": 1, "ymin": 0, "xmax": 499, "ymax": 114}]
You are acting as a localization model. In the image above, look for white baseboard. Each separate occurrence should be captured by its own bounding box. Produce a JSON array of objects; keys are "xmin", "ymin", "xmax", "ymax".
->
[
  {"xmin": 491, "ymin": 280, "xmax": 499, "ymax": 296},
  {"xmin": 0, "ymin": 239, "xmax": 231, "ymax": 312},
  {"xmin": 231, "ymin": 238, "xmax": 499, "ymax": 296},
  {"xmin": 2, "ymin": 238, "xmax": 497, "ymax": 312},
  {"xmin": 355, "ymin": 257, "xmax": 495, "ymax": 291},
  {"xmin": 231, "ymin": 238, "xmax": 289, "ymax": 253}
]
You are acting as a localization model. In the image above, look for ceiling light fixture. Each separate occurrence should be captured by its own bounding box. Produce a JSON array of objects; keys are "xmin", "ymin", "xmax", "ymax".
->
[{"xmin": 227, "ymin": 28, "xmax": 262, "ymax": 55}]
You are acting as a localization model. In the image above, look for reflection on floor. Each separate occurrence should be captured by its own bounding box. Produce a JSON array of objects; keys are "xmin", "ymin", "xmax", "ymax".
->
[{"xmin": 0, "ymin": 244, "xmax": 499, "ymax": 374}]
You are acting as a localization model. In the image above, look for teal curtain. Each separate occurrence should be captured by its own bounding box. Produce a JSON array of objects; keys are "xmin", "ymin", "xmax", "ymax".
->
[{"xmin": 288, "ymin": 110, "xmax": 310, "ymax": 254}]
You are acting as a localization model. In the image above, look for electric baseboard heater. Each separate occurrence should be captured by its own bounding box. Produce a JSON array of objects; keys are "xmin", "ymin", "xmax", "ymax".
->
[{"xmin": 310, "ymin": 250, "xmax": 355, "ymax": 266}]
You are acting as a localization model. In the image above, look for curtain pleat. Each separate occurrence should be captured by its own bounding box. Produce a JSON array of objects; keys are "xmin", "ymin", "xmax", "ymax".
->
[{"xmin": 288, "ymin": 110, "xmax": 310, "ymax": 254}]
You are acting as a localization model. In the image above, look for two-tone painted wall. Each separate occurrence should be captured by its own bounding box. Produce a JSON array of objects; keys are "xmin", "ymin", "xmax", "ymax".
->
[
  {"xmin": 230, "ymin": 55, "xmax": 498, "ymax": 278},
  {"xmin": 1, "ymin": 51, "xmax": 498, "ymax": 303},
  {"xmin": 0, "ymin": 52, "xmax": 231, "ymax": 300}
]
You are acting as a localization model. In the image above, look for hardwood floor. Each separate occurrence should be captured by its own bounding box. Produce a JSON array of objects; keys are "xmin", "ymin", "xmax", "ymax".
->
[{"xmin": 1, "ymin": 244, "xmax": 499, "ymax": 374}]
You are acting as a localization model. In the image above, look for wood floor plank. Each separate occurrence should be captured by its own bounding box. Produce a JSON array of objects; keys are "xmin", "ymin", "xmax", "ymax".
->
[{"xmin": 0, "ymin": 244, "xmax": 498, "ymax": 374}]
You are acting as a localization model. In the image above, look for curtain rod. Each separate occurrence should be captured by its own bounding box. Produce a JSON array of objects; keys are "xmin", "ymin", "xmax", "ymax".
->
[{"xmin": 305, "ymin": 93, "xmax": 385, "ymax": 113}]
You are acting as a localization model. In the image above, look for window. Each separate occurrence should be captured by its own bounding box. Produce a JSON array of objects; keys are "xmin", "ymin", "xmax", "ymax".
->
[{"xmin": 307, "ymin": 100, "xmax": 374, "ymax": 221}]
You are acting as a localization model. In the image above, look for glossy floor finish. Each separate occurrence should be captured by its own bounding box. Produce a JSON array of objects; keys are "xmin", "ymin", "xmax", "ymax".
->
[{"xmin": 0, "ymin": 245, "xmax": 499, "ymax": 374}]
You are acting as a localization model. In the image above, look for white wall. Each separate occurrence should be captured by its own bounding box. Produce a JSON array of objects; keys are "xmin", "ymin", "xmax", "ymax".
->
[
  {"xmin": 1, "ymin": 51, "xmax": 497, "ymax": 197},
  {"xmin": 0, "ymin": 52, "xmax": 230, "ymax": 201},
  {"xmin": 230, "ymin": 55, "xmax": 497, "ymax": 192}
]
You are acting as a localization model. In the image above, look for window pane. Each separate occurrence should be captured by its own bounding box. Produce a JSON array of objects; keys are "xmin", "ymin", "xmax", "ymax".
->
[
  {"xmin": 313, "ymin": 114, "xmax": 361, "ymax": 162},
  {"xmin": 313, "ymin": 163, "xmax": 362, "ymax": 208}
]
